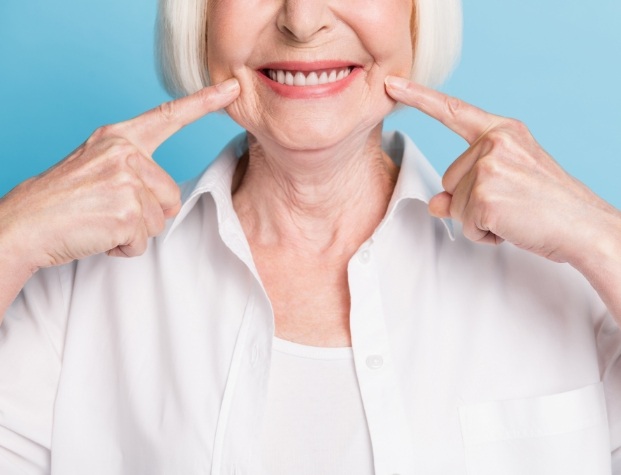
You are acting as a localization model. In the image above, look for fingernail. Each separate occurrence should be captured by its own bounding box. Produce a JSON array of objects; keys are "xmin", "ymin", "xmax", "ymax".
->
[
  {"xmin": 385, "ymin": 76, "xmax": 409, "ymax": 91},
  {"xmin": 216, "ymin": 78, "xmax": 240, "ymax": 94}
]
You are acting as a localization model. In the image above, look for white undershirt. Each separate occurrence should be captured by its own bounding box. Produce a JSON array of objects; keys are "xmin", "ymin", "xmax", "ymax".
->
[{"xmin": 254, "ymin": 337, "xmax": 374, "ymax": 474}]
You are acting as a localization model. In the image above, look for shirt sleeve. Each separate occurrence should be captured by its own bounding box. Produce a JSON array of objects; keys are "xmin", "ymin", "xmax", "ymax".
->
[
  {"xmin": 593, "ymin": 295, "xmax": 621, "ymax": 472},
  {"xmin": 0, "ymin": 264, "xmax": 73, "ymax": 474}
]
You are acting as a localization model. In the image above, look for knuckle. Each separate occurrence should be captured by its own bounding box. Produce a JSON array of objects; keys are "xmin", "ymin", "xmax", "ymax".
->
[
  {"xmin": 113, "ymin": 202, "xmax": 142, "ymax": 228},
  {"xmin": 474, "ymin": 156, "xmax": 502, "ymax": 180},
  {"xmin": 90, "ymin": 125, "xmax": 111, "ymax": 140},
  {"xmin": 479, "ymin": 206, "xmax": 498, "ymax": 237},
  {"xmin": 116, "ymin": 239, "xmax": 147, "ymax": 258},
  {"xmin": 477, "ymin": 134, "xmax": 496, "ymax": 155},
  {"xmin": 470, "ymin": 183, "xmax": 487, "ymax": 205},
  {"xmin": 157, "ymin": 100, "xmax": 177, "ymax": 122},
  {"xmin": 486, "ymin": 129, "xmax": 513, "ymax": 153},
  {"xmin": 196, "ymin": 87, "xmax": 216, "ymax": 106},
  {"xmin": 470, "ymin": 183, "xmax": 498, "ymax": 218},
  {"xmin": 86, "ymin": 127, "xmax": 105, "ymax": 146},
  {"xmin": 106, "ymin": 139, "xmax": 136, "ymax": 160},
  {"xmin": 506, "ymin": 118, "xmax": 528, "ymax": 135},
  {"xmin": 462, "ymin": 222, "xmax": 481, "ymax": 242},
  {"xmin": 114, "ymin": 171, "xmax": 142, "ymax": 194},
  {"xmin": 88, "ymin": 124, "xmax": 120, "ymax": 144},
  {"xmin": 445, "ymin": 96, "xmax": 463, "ymax": 118},
  {"xmin": 497, "ymin": 118, "xmax": 532, "ymax": 144}
]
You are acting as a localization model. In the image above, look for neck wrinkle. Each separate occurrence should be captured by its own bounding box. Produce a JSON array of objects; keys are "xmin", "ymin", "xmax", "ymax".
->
[{"xmin": 232, "ymin": 124, "xmax": 399, "ymax": 255}]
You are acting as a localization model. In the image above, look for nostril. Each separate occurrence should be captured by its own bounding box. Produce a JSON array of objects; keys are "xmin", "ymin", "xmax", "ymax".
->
[{"xmin": 276, "ymin": 8, "xmax": 332, "ymax": 43}]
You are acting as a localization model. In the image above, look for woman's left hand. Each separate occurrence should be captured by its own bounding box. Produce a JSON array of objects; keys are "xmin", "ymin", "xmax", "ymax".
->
[
  {"xmin": 385, "ymin": 75, "xmax": 619, "ymax": 264},
  {"xmin": 385, "ymin": 75, "xmax": 621, "ymax": 322}
]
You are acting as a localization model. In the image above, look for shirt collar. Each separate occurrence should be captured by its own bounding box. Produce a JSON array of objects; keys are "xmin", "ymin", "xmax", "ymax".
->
[
  {"xmin": 164, "ymin": 131, "xmax": 454, "ymax": 241},
  {"xmin": 382, "ymin": 131, "xmax": 455, "ymax": 239},
  {"xmin": 164, "ymin": 134, "xmax": 248, "ymax": 241}
]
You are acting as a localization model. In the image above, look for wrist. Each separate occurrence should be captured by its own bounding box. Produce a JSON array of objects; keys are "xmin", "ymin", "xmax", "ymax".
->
[
  {"xmin": 0, "ymin": 195, "xmax": 41, "ymax": 317},
  {"xmin": 566, "ymin": 204, "xmax": 621, "ymax": 321},
  {"xmin": 0, "ymin": 182, "xmax": 46, "ymax": 277}
]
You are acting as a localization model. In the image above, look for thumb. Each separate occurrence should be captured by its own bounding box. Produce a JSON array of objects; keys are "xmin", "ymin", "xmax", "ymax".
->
[{"xmin": 428, "ymin": 191, "xmax": 452, "ymax": 218}]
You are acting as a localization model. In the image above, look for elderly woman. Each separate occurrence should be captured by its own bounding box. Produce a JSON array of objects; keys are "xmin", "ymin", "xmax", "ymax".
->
[{"xmin": 1, "ymin": 0, "xmax": 621, "ymax": 473}]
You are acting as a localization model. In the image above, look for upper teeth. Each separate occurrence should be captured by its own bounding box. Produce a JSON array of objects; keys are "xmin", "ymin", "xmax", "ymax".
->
[{"xmin": 266, "ymin": 67, "xmax": 353, "ymax": 86}]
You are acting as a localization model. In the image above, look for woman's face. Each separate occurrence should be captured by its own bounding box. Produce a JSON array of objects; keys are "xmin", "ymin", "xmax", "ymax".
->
[{"xmin": 207, "ymin": 0, "xmax": 413, "ymax": 151}]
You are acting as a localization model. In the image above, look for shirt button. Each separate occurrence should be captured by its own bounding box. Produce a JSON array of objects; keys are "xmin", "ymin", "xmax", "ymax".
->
[
  {"xmin": 250, "ymin": 344, "xmax": 260, "ymax": 367},
  {"xmin": 358, "ymin": 249, "xmax": 371, "ymax": 264},
  {"xmin": 366, "ymin": 354, "xmax": 384, "ymax": 369}
]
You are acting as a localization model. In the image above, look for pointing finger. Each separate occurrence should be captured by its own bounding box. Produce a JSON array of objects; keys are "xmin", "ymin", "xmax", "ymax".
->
[
  {"xmin": 385, "ymin": 76, "xmax": 500, "ymax": 145},
  {"xmin": 120, "ymin": 78, "xmax": 240, "ymax": 155}
]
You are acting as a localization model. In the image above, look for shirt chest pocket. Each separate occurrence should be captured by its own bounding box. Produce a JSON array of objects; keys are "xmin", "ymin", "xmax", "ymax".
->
[{"xmin": 459, "ymin": 383, "xmax": 611, "ymax": 475}]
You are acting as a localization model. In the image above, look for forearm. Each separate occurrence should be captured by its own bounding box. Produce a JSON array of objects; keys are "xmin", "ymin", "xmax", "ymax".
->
[
  {"xmin": 0, "ymin": 254, "xmax": 35, "ymax": 321},
  {"xmin": 0, "ymin": 193, "xmax": 39, "ymax": 321},
  {"xmin": 570, "ymin": 206, "xmax": 621, "ymax": 325}
]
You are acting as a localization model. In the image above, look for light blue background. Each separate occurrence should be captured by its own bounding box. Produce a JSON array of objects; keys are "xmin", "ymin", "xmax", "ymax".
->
[{"xmin": 1, "ymin": 0, "xmax": 620, "ymax": 207}]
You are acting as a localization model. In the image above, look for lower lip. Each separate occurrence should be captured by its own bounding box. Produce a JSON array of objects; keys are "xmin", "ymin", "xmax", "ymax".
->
[{"xmin": 257, "ymin": 67, "xmax": 362, "ymax": 99}]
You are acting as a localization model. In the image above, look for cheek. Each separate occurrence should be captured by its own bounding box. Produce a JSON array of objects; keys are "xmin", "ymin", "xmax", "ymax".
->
[
  {"xmin": 207, "ymin": 5, "xmax": 272, "ymax": 131},
  {"xmin": 340, "ymin": 0, "xmax": 413, "ymax": 55},
  {"xmin": 207, "ymin": 27, "xmax": 251, "ymax": 80},
  {"xmin": 360, "ymin": 2, "xmax": 413, "ymax": 116},
  {"xmin": 360, "ymin": 4, "xmax": 413, "ymax": 74},
  {"xmin": 206, "ymin": 2, "xmax": 271, "ymax": 81}
]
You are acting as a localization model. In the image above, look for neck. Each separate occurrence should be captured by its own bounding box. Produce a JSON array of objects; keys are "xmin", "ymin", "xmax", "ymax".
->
[{"xmin": 232, "ymin": 123, "xmax": 398, "ymax": 256}]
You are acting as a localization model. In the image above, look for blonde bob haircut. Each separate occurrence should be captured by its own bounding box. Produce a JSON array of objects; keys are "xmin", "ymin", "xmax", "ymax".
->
[{"xmin": 157, "ymin": 0, "xmax": 462, "ymax": 97}]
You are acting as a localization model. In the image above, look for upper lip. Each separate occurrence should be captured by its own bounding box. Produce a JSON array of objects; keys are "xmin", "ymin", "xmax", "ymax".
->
[{"xmin": 257, "ymin": 60, "xmax": 361, "ymax": 72}]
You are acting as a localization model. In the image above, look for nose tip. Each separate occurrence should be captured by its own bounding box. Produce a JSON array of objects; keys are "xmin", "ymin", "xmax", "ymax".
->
[{"xmin": 277, "ymin": 2, "xmax": 333, "ymax": 43}]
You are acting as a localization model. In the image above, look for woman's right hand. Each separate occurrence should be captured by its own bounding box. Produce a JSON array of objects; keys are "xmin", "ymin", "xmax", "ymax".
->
[{"xmin": 0, "ymin": 78, "xmax": 240, "ymax": 275}]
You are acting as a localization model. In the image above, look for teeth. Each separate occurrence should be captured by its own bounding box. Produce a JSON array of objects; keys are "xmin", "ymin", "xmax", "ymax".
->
[
  {"xmin": 265, "ymin": 67, "xmax": 352, "ymax": 86},
  {"xmin": 306, "ymin": 71, "xmax": 318, "ymax": 86},
  {"xmin": 294, "ymin": 71, "xmax": 306, "ymax": 86},
  {"xmin": 285, "ymin": 71, "xmax": 294, "ymax": 85}
]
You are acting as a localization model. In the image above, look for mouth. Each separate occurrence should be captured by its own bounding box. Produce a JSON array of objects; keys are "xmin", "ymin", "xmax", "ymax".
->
[
  {"xmin": 260, "ymin": 66, "xmax": 354, "ymax": 87},
  {"xmin": 256, "ymin": 61, "xmax": 361, "ymax": 99}
]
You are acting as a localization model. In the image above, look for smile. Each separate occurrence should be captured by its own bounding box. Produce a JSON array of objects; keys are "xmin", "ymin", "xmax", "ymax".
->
[
  {"xmin": 256, "ymin": 61, "xmax": 361, "ymax": 99},
  {"xmin": 262, "ymin": 67, "xmax": 353, "ymax": 87}
]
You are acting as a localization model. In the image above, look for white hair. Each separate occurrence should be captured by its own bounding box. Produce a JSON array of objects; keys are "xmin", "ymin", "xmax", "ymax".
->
[{"xmin": 156, "ymin": 0, "xmax": 462, "ymax": 97}]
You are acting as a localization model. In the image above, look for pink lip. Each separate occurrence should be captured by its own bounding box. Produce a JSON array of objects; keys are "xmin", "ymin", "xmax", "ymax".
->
[
  {"xmin": 259, "ymin": 60, "xmax": 359, "ymax": 72},
  {"xmin": 256, "ymin": 61, "xmax": 362, "ymax": 99}
]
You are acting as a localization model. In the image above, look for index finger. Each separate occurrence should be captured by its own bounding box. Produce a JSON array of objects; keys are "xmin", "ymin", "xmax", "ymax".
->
[
  {"xmin": 385, "ymin": 76, "xmax": 500, "ymax": 144},
  {"xmin": 120, "ymin": 78, "xmax": 240, "ymax": 155}
]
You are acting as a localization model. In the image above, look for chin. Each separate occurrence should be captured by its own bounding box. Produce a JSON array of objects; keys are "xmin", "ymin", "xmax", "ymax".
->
[
  {"xmin": 263, "ymin": 122, "xmax": 356, "ymax": 151},
  {"xmin": 226, "ymin": 93, "xmax": 394, "ymax": 153}
]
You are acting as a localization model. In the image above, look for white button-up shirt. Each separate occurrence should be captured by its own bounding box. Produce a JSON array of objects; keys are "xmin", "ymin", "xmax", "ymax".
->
[{"xmin": 2, "ymin": 131, "xmax": 621, "ymax": 474}]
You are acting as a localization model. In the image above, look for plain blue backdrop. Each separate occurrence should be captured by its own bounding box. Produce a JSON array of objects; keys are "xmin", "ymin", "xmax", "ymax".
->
[{"xmin": 1, "ymin": 0, "xmax": 620, "ymax": 207}]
